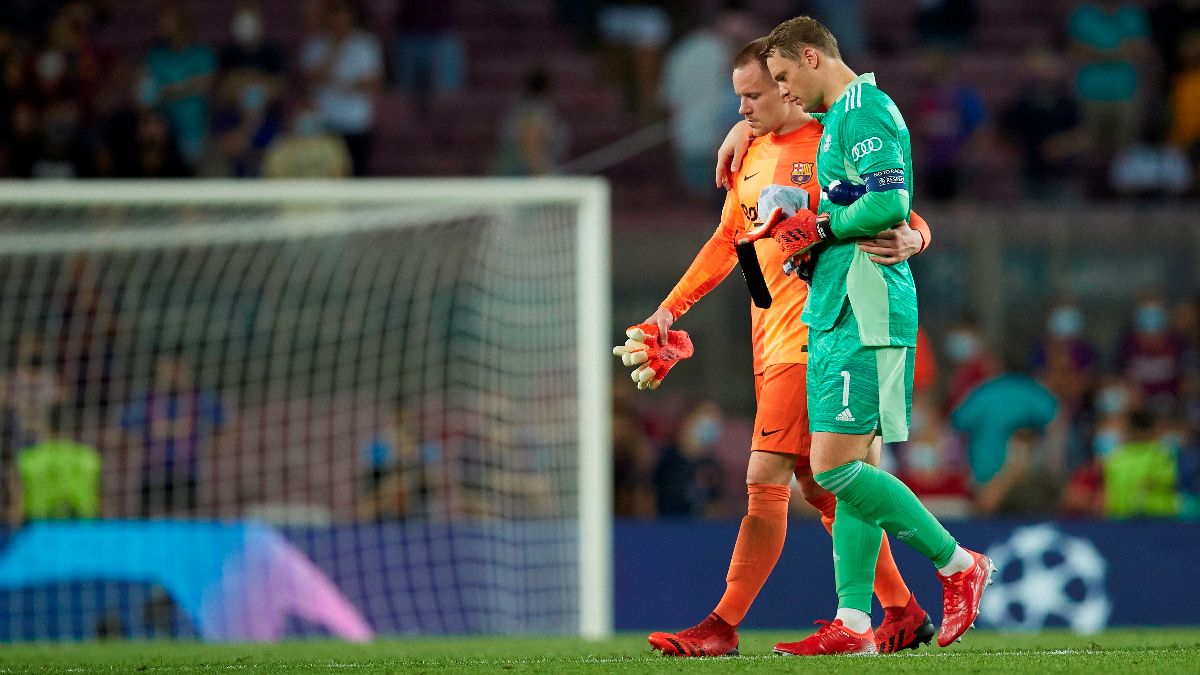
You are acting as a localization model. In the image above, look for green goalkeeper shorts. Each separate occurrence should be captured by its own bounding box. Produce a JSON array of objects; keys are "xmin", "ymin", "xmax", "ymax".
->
[{"xmin": 807, "ymin": 304, "xmax": 915, "ymax": 442}]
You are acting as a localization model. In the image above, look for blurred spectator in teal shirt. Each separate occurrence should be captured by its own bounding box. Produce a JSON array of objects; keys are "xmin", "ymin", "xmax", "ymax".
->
[
  {"xmin": 942, "ymin": 319, "xmax": 999, "ymax": 415},
  {"xmin": 142, "ymin": 3, "xmax": 216, "ymax": 166},
  {"xmin": 950, "ymin": 369, "xmax": 1059, "ymax": 485}
]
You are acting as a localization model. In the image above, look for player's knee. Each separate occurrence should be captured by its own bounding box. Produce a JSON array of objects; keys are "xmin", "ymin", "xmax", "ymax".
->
[
  {"xmin": 809, "ymin": 436, "xmax": 870, "ymax": 475},
  {"xmin": 793, "ymin": 472, "xmax": 838, "ymax": 518},
  {"xmin": 745, "ymin": 450, "xmax": 796, "ymax": 486}
]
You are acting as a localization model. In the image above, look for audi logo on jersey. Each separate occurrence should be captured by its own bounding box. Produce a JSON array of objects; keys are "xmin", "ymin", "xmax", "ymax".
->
[{"xmin": 851, "ymin": 137, "xmax": 883, "ymax": 161}]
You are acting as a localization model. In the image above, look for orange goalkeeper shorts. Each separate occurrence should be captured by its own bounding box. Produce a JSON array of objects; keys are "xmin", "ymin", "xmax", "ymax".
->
[{"xmin": 751, "ymin": 363, "xmax": 811, "ymax": 456}]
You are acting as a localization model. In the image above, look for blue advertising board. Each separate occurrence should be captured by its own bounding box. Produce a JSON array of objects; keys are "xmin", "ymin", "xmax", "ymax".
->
[
  {"xmin": 0, "ymin": 518, "xmax": 1195, "ymax": 641},
  {"xmin": 615, "ymin": 519, "xmax": 1200, "ymax": 631}
]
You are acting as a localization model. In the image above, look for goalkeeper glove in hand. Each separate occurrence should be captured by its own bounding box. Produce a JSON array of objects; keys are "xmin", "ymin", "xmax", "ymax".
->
[
  {"xmin": 611, "ymin": 324, "xmax": 694, "ymax": 390},
  {"xmin": 739, "ymin": 207, "xmax": 833, "ymax": 264},
  {"xmin": 784, "ymin": 248, "xmax": 820, "ymax": 283}
]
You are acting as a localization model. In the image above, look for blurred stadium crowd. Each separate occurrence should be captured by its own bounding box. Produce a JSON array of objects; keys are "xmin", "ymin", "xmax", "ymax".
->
[
  {"xmin": 617, "ymin": 294, "xmax": 1200, "ymax": 521},
  {"xmin": 2, "ymin": 0, "xmax": 1199, "ymax": 524},
  {"xmin": 1, "ymin": 0, "xmax": 1198, "ymax": 196}
]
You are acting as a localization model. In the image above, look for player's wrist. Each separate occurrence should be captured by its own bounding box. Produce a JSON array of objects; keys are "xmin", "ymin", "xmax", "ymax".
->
[{"xmin": 814, "ymin": 213, "xmax": 833, "ymax": 241}]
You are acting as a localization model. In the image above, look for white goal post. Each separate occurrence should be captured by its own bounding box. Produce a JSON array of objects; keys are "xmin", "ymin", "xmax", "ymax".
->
[{"xmin": 0, "ymin": 179, "xmax": 612, "ymax": 640}]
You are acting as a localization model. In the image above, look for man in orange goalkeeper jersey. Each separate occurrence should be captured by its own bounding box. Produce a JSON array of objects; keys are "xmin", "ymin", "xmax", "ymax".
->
[{"xmin": 638, "ymin": 39, "xmax": 935, "ymax": 656}]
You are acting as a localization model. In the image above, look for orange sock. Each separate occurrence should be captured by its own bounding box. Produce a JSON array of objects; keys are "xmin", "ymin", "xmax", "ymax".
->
[
  {"xmin": 713, "ymin": 483, "xmax": 790, "ymax": 626},
  {"xmin": 807, "ymin": 491, "xmax": 838, "ymax": 525},
  {"xmin": 873, "ymin": 533, "xmax": 912, "ymax": 609},
  {"xmin": 809, "ymin": 489, "xmax": 911, "ymax": 609}
]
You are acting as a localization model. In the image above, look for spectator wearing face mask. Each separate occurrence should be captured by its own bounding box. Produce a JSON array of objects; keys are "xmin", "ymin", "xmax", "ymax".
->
[
  {"xmin": 219, "ymin": 1, "xmax": 283, "ymax": 86},
  {"xmin": 1104, "ymin": 408, "xmax": 1179, "ymax": 518},
  {"xmin": 1090, "ymin": 377, "xmax": 1137, "ymax": 460},
  {"xmin": 1061, "ymin": 368, "xmax": 1137, "ymax": 518},
  {"xmin": 1119, "ymin": 295, "xmax": 1189, "ymax": 412},
  {"xmin": 1030, "ymin": 301, "xmax": 1098, "ymax": 415},
  {"xmin": 896, "ymin": 397, "xmax": 972, "ymax": 518},
  {"xmin": 652, "ymin": 401, "xmax": 725, "ymax": 517},
  {"xmin": 942, "ymin": 319, "xmax": 999, "ymax": 414},
  {"xmin": 207, "ymin": 4, "xmax": 285, "ymax": 179},
  {"xmin": 212, "ymin": 0, "xmax": 284, "ymax": 176}
]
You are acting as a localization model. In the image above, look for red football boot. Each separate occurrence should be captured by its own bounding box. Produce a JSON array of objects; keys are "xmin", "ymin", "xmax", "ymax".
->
[
  {"xmin": 937, "ymin": 549, "xmax": 996, "ymax": 647},
  {"xmin": 647, "ymin": 613, "xmax": 739, "ymax": 657},
  {"xmin": 773, "ymin": 619, "xmax": 877, "ymax": 656},
  {"xmin": 874, "ymin": 593, "xmax": 935, "ymax": 653}
]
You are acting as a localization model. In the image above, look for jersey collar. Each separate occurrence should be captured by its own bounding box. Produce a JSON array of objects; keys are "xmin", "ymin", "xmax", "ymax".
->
[
  {"xmin": 833, "ymin": 72, "xmax": 876, "ymax": 107},
  {"xmin": 770, "ymin": 115, "xmax": 823, "ymax": 141}
]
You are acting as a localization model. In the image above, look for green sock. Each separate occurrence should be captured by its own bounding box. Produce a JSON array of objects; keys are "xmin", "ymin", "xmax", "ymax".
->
[
  {"xmin": 815, "ymin": 460, "xmax": 958, "ymax": 568},
  {"xmin": 831, "ymin": 498, "xmax": 882, "ymax": 614}
]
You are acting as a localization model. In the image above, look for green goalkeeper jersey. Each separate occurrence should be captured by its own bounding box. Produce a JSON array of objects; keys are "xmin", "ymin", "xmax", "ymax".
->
[{"xmin": 805, "ymin": 73, "xmax": 917, "ymax": 347}]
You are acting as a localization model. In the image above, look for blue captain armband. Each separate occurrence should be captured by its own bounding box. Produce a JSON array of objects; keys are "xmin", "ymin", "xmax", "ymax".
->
[
  {"xmin": 822, "ymin": 169, "xmax": 907, "ymax": 206},
  {"xmin": 863, "ymin": 168, "xmax": 906, "ymax": 192}
]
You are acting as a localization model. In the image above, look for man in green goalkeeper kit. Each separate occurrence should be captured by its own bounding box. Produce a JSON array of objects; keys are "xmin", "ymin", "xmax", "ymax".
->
[{"xmin": 734, "ymin": 17, "xmax": 994, "ymax": 655}]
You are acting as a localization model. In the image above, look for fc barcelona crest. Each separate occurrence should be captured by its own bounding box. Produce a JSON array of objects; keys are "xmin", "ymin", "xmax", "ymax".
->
[{"xmin": 791, "ymin": 162, "xmax": 814, "ymax": 185}]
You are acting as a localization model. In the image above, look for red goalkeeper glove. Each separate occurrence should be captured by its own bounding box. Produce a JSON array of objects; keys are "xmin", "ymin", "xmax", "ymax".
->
[
  {"xmin": 738, "ymin": 207, "xmax": 833, "ymax": 271},
  {"xmin": 611, "ymin": 324, "xmax": 694, "ymax": 390}
]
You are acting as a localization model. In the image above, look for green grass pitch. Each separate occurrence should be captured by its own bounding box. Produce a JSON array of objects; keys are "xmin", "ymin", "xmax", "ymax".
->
[{"xmin": 1, "ymin": 629, "xmax": 1197, "ymax": 673}]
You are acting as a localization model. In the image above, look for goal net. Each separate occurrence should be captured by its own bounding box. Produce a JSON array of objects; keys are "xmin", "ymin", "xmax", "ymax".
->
[{"xmin": 0, "ymin": 179, "xmax": 611, "ymax": 641}]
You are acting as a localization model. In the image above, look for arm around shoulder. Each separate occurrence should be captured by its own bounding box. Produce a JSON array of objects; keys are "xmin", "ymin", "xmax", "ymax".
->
[{"xmin": 909, "ymin": 210, "xmax": 931, "ymax": 254}]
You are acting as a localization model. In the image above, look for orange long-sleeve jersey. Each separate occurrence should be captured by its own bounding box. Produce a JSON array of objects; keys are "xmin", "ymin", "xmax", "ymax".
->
[{"xmin": 661, "ymin": 118, "xmax": 932, "ymax": 374}]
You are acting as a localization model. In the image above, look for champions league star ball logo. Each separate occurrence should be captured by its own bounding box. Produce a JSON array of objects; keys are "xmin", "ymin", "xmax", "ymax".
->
[{"xmin": 980, "ymin": 524, "xmax": 1111, "ymax": 633}]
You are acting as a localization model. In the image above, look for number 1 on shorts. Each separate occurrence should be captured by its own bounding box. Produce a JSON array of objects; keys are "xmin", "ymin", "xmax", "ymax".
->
[{"xmin": 840, "ymin": 370, "xmax": 850, "ymax": 408}]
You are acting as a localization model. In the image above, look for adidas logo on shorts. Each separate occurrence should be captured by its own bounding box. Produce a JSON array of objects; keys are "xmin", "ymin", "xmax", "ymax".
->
[{"xmin": 836, "ymin": 408, "xmax": 856, "ymax": 422}]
